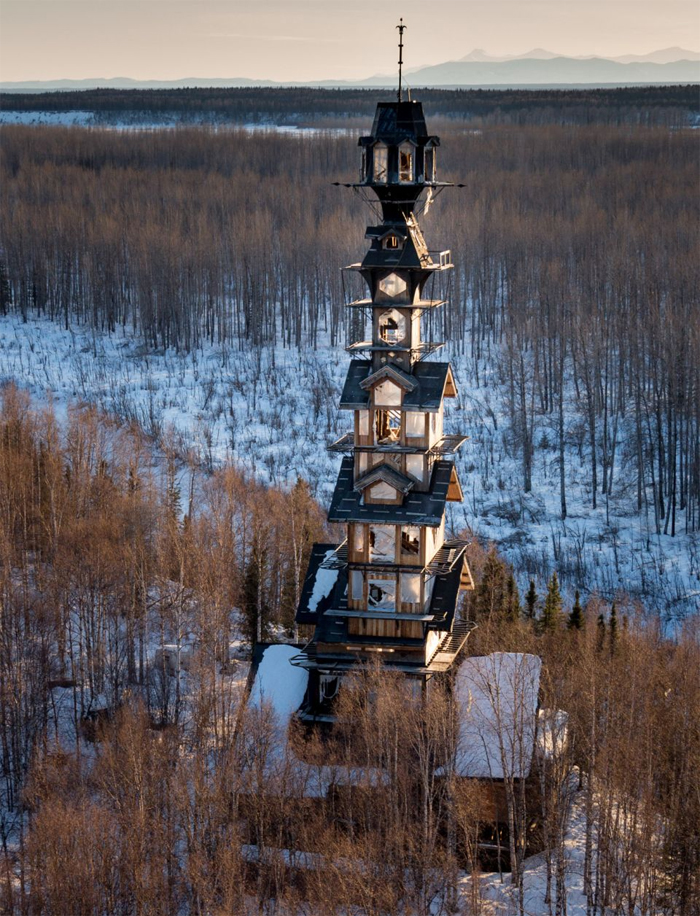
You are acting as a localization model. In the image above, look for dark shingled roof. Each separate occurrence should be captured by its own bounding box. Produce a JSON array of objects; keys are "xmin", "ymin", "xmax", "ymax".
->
[
  {"xmin": 328, "ymin": 456, "xmax": 453, "ymax": 526},
  {"xmin": 339, "ymin": 360, "xmax": 451, "ymax": 412}
]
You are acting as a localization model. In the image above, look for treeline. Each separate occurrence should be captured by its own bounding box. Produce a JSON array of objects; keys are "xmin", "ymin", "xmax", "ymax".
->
[
  {"xmin": 1, "ymin": 84, "xmax": 697, "ymax": 126},
  {"xmin": 1, "ymin": 122, "xmax": 698, "ymax": 536},
  {"xmin": 1, "ymin": 389, "xmax": 697, "ymax": 913}
]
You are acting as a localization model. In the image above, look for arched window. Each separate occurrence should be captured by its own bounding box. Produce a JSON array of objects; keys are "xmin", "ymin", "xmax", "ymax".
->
[{"xmin": 373, "ymin": 143, "xmax": 388, "ymax": 183}]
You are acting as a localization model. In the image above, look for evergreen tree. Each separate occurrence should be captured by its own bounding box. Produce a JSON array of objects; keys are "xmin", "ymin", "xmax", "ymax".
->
[
  {"xmin": 525, "ymin": 579, "xmax": 538, "ymax": 621},
  {"xmin": 541, "ymin": 571, "xmax": 563, "ymax": 632},
  {"xmin": 505, "ymin": 574, "xmax": 521, "ymax": 622},
  {"xmin": 568, "ymin": 590, "xmax": 584, "ymax": 630},
  {"xmin": 474, "ymin": 549, "xmax": 508, "ymax": 618}
]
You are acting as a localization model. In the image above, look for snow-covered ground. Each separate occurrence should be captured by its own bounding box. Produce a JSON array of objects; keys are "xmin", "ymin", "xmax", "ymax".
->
[{"xmin": 2, "ymin": 312, "xmax": 697, "ymax": 625}]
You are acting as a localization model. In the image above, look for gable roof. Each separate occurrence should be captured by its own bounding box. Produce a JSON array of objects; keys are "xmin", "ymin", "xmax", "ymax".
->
[
  {"xmin": 328, "ymin": 455, "xmax": 453, "ymax": 526},
  {"xmin": 354, "ymin": 463, "xmax": 415, "ymax": 496},
  {"xmin": 359, "ymin": 364, "xmax": 417, "ymax": 393},
  {"xmin": 340, "ymin": 360, "xmax": 455, "ymax": 412}
]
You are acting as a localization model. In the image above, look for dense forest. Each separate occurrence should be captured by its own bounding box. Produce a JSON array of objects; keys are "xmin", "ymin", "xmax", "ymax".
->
[
  {"xmin": 1, "ymin": 121, "xmax": 698, "ymax": 549},
  {"xmin": 0, "ymin": 389, "xmax": 698, "ymax": 914},
  {"xmin": 1, "ymin": 84, "xmax": 697, "ymax": 126}
]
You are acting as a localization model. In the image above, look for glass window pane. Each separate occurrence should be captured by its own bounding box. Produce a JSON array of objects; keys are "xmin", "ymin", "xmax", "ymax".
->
[
  {"xmin": 369, "ymin": 525, "xmax": 395, "ymax": 562},
  {"xmin": 374, "ymin": 145, "xmax": 388, "ymax": 183},
  {"xmin": 350, "ymin": 570, "xmax": 364, "ymax": 600},
  {"xmin": 406, "ymin": 454, "xmax": 424, "ymax": 484},
  {"xmin": 405, "ymin": 412, "xmax": 425, "ymax": 437},
  {"xmin": 378, "ymin": 273, "xmax": 407, "ymax": 299},
  {"xmin": 399, "ymin": 145, "xmax": 413, "ymax": 182},
  {"xmin": 401, "ymin": 526, "xmax": 420, "ymax": 556},
  {"xmin": 401, "ymin": 573, "xmax": 421, "ymax": 603}
]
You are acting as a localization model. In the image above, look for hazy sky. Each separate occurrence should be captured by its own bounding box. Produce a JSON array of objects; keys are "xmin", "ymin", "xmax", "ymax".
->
[{"xmin": 1, "ymin": 0, "xmax": 698, "ymax": 82}]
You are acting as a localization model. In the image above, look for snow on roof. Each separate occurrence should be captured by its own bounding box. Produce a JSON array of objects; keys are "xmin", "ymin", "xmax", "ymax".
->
[
  {"xmin": 452, "ymin": 652, "xmax": 542, "ymax": 780},
  {"xmin": 308, "ymin": 553, "xmax": 339, "ymax": 614},
  {"xmin": 249, "ymin": 644, "xmax": 308, "ymax": 726}
]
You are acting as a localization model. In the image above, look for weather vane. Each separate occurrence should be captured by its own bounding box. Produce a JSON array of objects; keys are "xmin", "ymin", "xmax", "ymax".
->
[{"xmin": 396, "ymin": 18, "xmax": 406, "ymax": 102}]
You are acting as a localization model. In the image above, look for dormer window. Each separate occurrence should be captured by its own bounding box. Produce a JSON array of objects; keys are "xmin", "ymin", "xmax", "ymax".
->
[
  {"xmin": 399, "ymin": 142, "xmax": 414, "ymax": 183},
  {"xmin": 383, "ymin": 234, "xmax": 401, "ymax": 250},
  {"xmin": 373, "ymin": 143, "xmax": 388, "ymax": 184},
  {"xmin": 378, "ymin": 308, "xmax": 407, "ymax": 345}
]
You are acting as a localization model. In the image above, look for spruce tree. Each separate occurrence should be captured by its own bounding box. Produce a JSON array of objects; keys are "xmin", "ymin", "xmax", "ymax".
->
[
  {"xmin": 568, "ymin": 589, "xmax": 584, "ymax": 630},
  {"xmin": 541, "ymin": 571, "xmax": 563, "ymax": 632},
  {"xmin": 474, "ymin": 549, "xmax": 507, "ymax": 618},
  {"xmin": 505, "ymin": 574, "xmax": 521, "ymax": 622},
  {"xmin": 525, "ymin": 579, "xmax": 538, "ymax": 620}
]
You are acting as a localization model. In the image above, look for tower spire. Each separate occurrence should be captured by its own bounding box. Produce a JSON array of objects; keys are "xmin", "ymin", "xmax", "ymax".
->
[{"xmin": 396, "ymin": 18, "xmax": 406, "ymax": 102}]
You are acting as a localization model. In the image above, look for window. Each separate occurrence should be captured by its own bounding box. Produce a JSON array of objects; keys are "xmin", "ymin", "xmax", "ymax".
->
[
  {"xmin": 356, "ymin": 452, "xmax": 368, "ymax": 475},
  {"xmin": 424, "ymin": 146, "xmax": 436, "ymax": 182},
  {"xmin": 378, "ymin": 308, "xmax": 407, "ymax": 345},
  {"xmin": 369, "ymin": 525, "xmax": 395, "ymax": 563},
  {"xmin": 350, "ymin": 569, "xmax": 364, "ymax": 600},
  {"xmin": 378, "ymin": 273, "xmax": 407, "ymax": 299},
  {"xmin": 367, "ymin": 577, "xmax": 396, "ymax": 611},
  {"xmin": 401, "ymin": 526, "xmax": 420, "ymax": 557},
  {"xmin": 399, "ymin": 143, "xmax": 414, "ymax": 183},
  {"xmin": 406, "ymin": 454, "xmax": 425, "ymax": 484},
  {"xmin": 384, "ymin": 234, "xmax": 401, "ymax": 250},
  {"xmin": 405, "ymin": 412, "xmax": 425, "ymax": 438},
  {"xmin": 401, "ymin": 573, "xmax": 422, "ymax": 605},
  {"xmin": 352, "ymin": 526, "xmax": 365, "ymax": 557},
  {"xmin": 373, "ymin": 143, "xmax": 388, "ymax": 183},
  {"xmin": 358, "ymin": 410, "xmax": 370, "ymax": 436},
  {"xmin": 374, "ymin": 379, "xmax": 402, "ymax": 408},
  {"xmin": 376, "ymin": 410, "xmax": 401, "ymax": 443}
]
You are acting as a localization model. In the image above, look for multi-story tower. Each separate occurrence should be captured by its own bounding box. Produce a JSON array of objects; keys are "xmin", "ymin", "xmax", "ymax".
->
[{"xmin": 292, "ymin": 86, "xmax": 474, "ymax": 722}]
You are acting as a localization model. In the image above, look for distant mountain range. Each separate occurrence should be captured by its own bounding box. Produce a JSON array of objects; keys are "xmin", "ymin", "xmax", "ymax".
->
[{"xmin": 2, "ymin": 47, "xmax": 698, "ymax": 93}]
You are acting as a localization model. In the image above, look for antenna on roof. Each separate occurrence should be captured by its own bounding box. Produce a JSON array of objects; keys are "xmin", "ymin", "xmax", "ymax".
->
[{"xmin": 396, "ymin": 18, "xmax": 406, "ymax": 102}]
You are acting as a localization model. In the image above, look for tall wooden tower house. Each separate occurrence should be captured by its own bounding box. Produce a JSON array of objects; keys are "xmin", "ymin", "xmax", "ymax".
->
[{"xmin": 292, "ymin": 28, "xmax": 474, "ymax": 721}]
